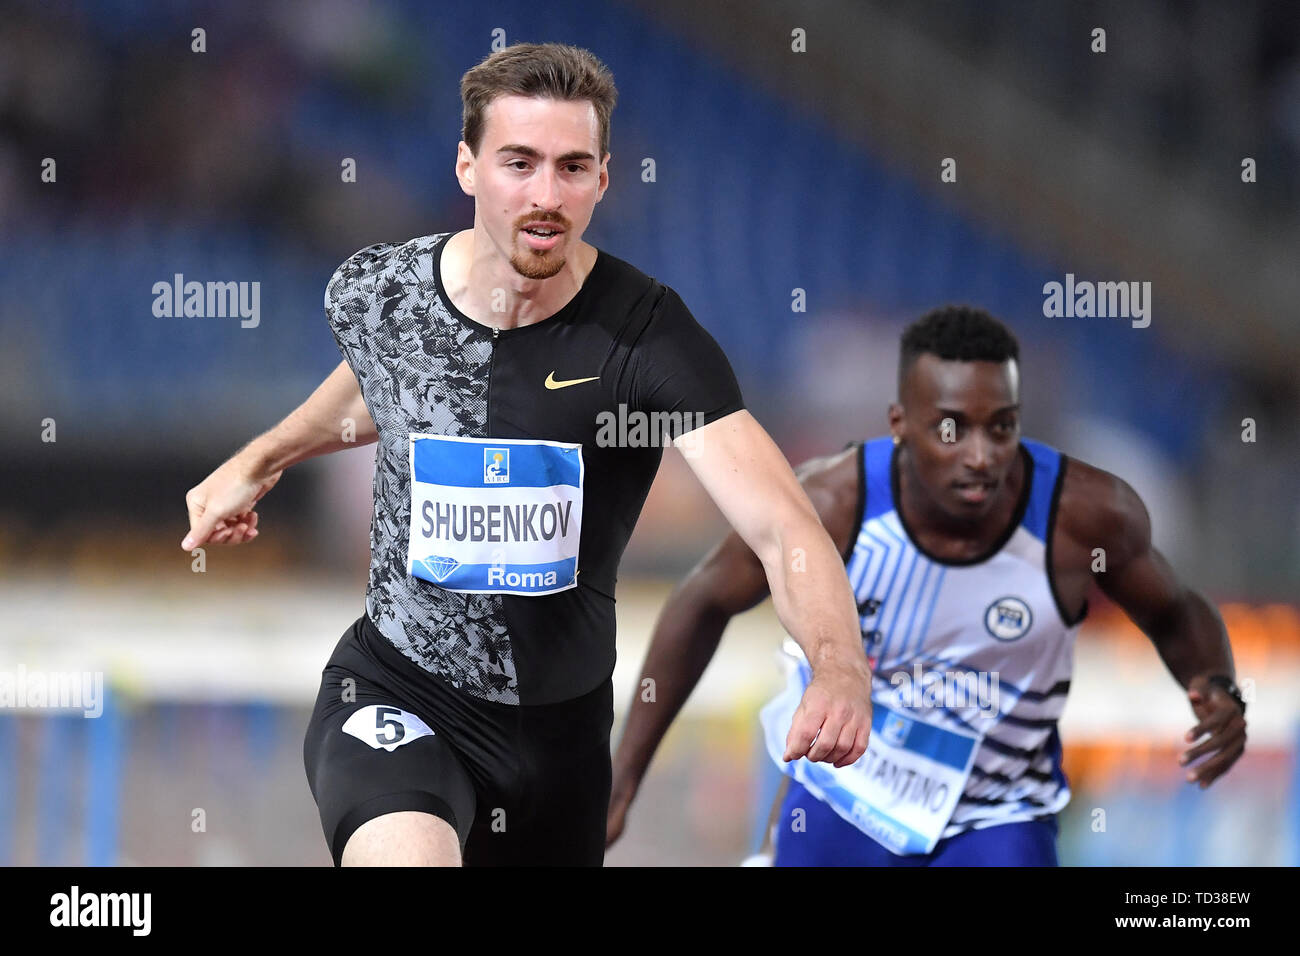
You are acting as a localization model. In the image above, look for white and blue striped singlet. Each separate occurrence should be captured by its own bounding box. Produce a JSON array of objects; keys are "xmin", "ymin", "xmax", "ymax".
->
[{"xmin": 843, "ymin": 436, "xmax": 1085, "ymax": 837}]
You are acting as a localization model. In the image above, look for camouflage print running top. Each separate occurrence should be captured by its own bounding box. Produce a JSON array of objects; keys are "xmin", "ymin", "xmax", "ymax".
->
[{"xmin": 324, "ymin": 232, "xmax": 745, "ymax": 705}]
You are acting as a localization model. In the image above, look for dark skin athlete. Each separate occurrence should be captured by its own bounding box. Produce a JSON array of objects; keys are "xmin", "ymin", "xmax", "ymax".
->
[{"xmin": 606, "ymin": 353, "xmax": 1246, "ymax": 847}]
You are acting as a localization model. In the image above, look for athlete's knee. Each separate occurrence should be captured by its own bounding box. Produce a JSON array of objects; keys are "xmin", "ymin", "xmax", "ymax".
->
[{"xmin": 341, "ymin": 810, "xmax": 462, "ymax": 867}]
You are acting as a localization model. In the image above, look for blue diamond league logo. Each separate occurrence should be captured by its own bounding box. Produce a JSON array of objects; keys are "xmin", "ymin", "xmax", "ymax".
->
[
  {"xmin": 882, "ymin": 712, "xmax": 911, "ymax": 747},
  {"xmin": 417, "ymin": 555, "xmax": 460, "ymax": 582}
]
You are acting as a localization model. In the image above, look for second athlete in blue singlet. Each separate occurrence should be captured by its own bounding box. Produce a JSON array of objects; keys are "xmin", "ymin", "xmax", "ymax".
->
[{"xmin": 608, "ymin": 306, "xmax": 1248, "ymax": 865}]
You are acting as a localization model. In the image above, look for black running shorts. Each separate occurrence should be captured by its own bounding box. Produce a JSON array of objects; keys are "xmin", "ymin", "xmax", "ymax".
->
[{"xmin": 303, "ymin": 614, "xmax": 614, "ymax": 866}]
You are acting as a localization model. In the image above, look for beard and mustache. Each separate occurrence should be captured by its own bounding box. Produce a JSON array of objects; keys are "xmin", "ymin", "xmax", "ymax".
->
[{"xmin": 509, "ymin": 213, "xmax": 570, "ymax": 280}]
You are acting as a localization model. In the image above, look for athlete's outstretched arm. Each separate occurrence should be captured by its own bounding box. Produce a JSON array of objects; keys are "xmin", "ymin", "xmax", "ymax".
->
[
  {"xmin": 1059, "ymin": 461, "xmax": 1245, "ymax": 788},
  {"xmin": 677, "ymin": 412, "xmax": 871, "ymax": 756},
  {"xmin": 181, "ymin": 359, "xmax": 376, "ymax": 549},
  {"xmin": 607, "ymin": 448, "xmax": 857, "ymax": 847}
]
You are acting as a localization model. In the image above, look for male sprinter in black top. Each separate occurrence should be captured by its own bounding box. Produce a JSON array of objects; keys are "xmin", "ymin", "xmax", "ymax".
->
[{"xmin": 181, "ymin": 43, "xmax": 872, "ymax": 866}]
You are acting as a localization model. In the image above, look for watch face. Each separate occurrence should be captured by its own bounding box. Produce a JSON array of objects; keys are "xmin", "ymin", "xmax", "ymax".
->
[{"xmin": 1209, "ymin": 677, "xmax": 1244, "ymax": 712}]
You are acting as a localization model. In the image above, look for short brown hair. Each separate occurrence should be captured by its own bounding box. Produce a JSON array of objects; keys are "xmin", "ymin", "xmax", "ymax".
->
[{"xmin": 460, "ymin": 43, "xmax": 618, "ymax": 158}]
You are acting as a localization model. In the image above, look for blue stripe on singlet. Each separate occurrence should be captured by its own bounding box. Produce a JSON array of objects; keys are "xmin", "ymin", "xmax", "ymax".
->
[
  {"xmin": 877, "ymin": 546, "xmax": 919, "ymax": 668},
  {"xmin": 1018, "ymin": 439, "xmax": 1061, "ymax": 543},
  {"xmin": 862, "ymin": 438, "xmax": 894, "ymax": 521},
  {"xmin": 865, "ymin": 529, "xmax": 907, "ymax": 660},
  {"xmin": 898, "ymin": 560, "xmax": 933, "ymax": 656},
  {"xmin": 908, "ymin": 565, "xmax": 946, "ymax": 660}
]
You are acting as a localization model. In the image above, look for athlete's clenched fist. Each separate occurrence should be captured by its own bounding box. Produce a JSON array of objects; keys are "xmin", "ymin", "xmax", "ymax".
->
[
  {"xmin": 783, "ymin": 660, "xmax": 872, "ymax": 768},
  {"xmin": 182, "ymin": 457, "xmax": 281, "ymax": 549}
]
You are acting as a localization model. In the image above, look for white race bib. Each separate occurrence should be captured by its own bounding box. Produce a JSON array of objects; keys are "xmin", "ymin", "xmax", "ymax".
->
[
  {"xmin": 760, "ymin": 651, "xmax": 981, "ymax": 855},
  {"xmin": 406, "ymin": 434, "xmax": 584, "ymax": 595},
  {"xmin": 342, "ymin": 705, "xmax": 435, "ymax": 752}
]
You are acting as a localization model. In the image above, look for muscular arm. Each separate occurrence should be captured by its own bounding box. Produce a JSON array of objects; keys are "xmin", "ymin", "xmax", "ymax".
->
[
  {"xmin": 243, "ymin": 359, "xmax": 377, "ymax": 476},
  {"xmin": 182, "ymin": 360, "xmax": 376, "ymax": 548},
  {"xmin": 609, "ymin": 442, "xmax": 860, "ymax": 832},
  {"xmin": 1057, "ymin": 460, "xmax": 1245, "ymax": 787}
]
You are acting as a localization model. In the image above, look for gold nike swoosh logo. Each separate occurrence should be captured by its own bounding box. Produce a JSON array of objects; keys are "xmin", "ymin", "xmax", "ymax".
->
[{"xmin": 544, "ymin": 371, "xmax": 600, "ymax": 390}]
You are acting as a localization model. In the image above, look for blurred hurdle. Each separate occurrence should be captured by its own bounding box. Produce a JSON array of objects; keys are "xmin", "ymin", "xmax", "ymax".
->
[{"xmin": 0, "ymin": 687, "xmax": 125, "ymax": 865}]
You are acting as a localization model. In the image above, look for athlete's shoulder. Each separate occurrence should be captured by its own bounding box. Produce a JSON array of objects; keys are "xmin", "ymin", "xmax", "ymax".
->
[
  {"xmin": 1055, "ymin": 454, "xmax": 1152, "ymax": 559},
  {"xmin": 794, "ymin": 443, "xmax": 860, "ymax": 483},
  {"xmin": 590, "ymin": 248, "xmax": 702, "ymax": 317},
  {"xmin": 324, "ymin": 233, "xmax": 449, "ymax": 310},
  {"xmin": 794, "ymin": 443, "xmax": 864, "ymax": 560},
  {"xmin": 594, "ymin": 253, "xmax": 730, "ymax": 364},
  {"xmin": 591, "ymin": 246, "xmax": 657, "ymax": 290}
]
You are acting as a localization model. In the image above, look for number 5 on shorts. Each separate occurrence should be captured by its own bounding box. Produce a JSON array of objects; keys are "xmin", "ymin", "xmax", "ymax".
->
[{"xmin": 342, "ymin": 704, "xmax": 436, "ymax": 752}]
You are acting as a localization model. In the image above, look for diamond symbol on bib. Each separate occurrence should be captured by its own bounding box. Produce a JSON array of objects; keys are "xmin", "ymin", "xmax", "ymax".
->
[{"xmin": 420, "ymin": 555, "xmax": 460, "ymax": 582}]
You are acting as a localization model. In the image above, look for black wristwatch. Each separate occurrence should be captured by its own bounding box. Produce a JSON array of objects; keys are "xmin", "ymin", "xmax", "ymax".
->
[{"xmin": 1206, "ymin": 675, "xmax": 1246, "ymax": 717}]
